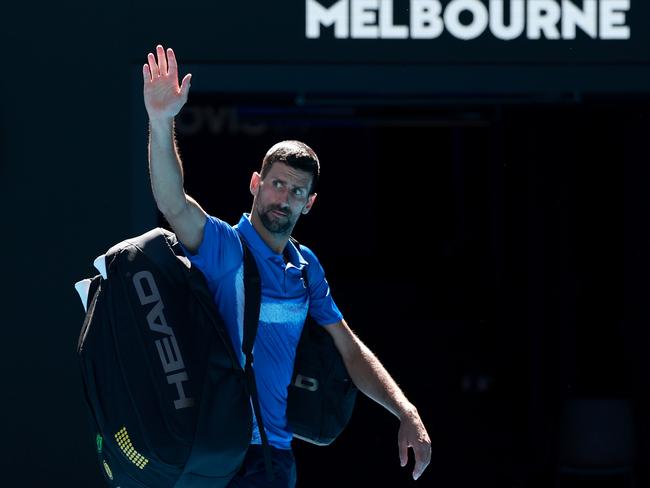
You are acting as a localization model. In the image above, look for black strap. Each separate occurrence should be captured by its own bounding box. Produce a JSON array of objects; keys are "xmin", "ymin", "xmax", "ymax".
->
[
  {"xmin": 238, "ymin": 230, "xmax": 275, "ymax": 483},
  {"xmin": 288, "ymin": 236, "xmax": 309, "ymax": 287},
  {"xmin": 240, "ymin": 238, "xmax": 261, "ymax": 365}
]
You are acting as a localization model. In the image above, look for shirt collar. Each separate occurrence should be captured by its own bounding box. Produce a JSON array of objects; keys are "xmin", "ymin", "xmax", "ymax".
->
[{"xmin": 235, "ymin": 213, "xmax": 308, "ymax": 268}]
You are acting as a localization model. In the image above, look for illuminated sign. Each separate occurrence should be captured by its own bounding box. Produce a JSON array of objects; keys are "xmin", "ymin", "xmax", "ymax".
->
[{"xmin": 306, "ymin": 0, "xmax": 631, "ymax": 40}]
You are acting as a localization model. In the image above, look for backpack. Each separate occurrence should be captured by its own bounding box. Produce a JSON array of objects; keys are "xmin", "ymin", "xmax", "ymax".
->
[
  {"xmin": 283, "ymin": 237, "xmax": 358, "ymax": 446},
  {"xmin": 75, "ymin": 227, "xmax": 356, "ymax": 487}
]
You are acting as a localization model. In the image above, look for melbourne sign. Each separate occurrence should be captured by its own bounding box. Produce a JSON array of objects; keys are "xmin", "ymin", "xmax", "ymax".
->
[{"xmin": 306, "ymin": 0, "xmax": 631, "ymax": 40}]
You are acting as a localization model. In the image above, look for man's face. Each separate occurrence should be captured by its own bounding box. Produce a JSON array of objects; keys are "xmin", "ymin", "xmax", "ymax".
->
[{"xmin": 251, "ymin": 162, "xmax": 316, "ymax": 235}]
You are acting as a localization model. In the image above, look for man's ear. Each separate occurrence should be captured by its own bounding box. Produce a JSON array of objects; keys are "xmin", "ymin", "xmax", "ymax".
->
[
  {"xmin": 250, "ymin": 172, "xmax": 261, "ymax": 196},
  {"xmin": 302, "ymin": 193, "xmax": 317, "ymax": 214}
]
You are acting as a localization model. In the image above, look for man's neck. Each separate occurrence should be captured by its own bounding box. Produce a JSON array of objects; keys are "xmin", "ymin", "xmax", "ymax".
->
[{"xmin": 249, "ymin": 212, "xmax": 290, "ymax": 254}]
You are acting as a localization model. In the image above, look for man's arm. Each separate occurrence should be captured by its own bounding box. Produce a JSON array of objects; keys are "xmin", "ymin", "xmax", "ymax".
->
[
  {"xmin": 325, "ymin": 320, "xmax": 431, "ymax": 480},
  {"xmin": 143, "ymin": 44, "xmax": 207, "ymax": 253}
]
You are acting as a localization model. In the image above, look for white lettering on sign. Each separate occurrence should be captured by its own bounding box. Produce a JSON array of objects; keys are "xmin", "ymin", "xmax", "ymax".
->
[
  {"xmin": 305, "ymin": 0, "xmax": 630, "ymax": 40},
  {"xmin": 489, "ymin": 0, "xmax": 524, "ymax": 40},
  {"xmin": 410, "ymin": 0, "xmax": 444, "ymax": 39},
  {"xmin": 351, "ymin": 0, "xmax": 380, "ymax": 38}
]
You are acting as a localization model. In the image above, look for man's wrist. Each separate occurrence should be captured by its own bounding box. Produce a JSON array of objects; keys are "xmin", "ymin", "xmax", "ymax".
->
[
  {"xmin": 397, "ymin": 402, "xmax": 418, "ymax": 422},
  {"xmin": 149, "ymin": 116, "xmax": 175, "ymax": 132}
]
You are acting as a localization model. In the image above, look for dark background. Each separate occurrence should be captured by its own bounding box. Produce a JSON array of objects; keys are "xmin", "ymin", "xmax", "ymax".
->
[{"xmin": 2, "ymin": 1, "xmax": 649, "ymax": 487}]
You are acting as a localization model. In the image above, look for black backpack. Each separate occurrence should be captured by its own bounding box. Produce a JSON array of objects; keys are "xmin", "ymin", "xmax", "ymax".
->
[
  {"xmin": 283, "ymin": 237, "xmax": 358, "ymax": 446},
  {"xmin": 76, "ymin": 227, "xmax": 356, "ymax": 487}
]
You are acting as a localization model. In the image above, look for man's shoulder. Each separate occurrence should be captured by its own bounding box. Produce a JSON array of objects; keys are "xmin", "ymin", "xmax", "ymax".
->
[
  {"xmin": 184, "ymin": 214, "xmax": 243, "ymax": 281},
  {"xmin": 293, "ymin": 241, "xmax": 328, "ymax": 280},
  {"xmin": 205, "ymin": 215, "xmax": 242, "ymax": 244},
  {"xmin": 289, "ymin": 237, "xmax": 317, "ymax": 261}
]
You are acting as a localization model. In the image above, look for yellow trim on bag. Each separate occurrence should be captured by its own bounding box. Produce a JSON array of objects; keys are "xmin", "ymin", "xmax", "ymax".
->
[
  {"xmin": 103, "ymin": 460, "xmax": 113, "ymax": 480},
  {"xmin": 115, "ymin": 427, "xmax": 149, "ymax": 469}
]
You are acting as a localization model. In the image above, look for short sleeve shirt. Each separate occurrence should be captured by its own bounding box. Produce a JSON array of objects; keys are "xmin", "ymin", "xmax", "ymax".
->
[{"xmin": 179, "ymin": 213, "xmax": 343, "ymax": 449}]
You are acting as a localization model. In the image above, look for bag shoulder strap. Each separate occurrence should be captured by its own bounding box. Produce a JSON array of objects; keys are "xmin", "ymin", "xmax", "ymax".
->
[
  {"xmin": 236, "ymin": 229, "xmax": 275, "ymax": 483},
  {"xmin": 287, "ymin": 236, "xmax": 309, "ymax": 288},
  {"xmin": 239, "ymin": 234, "xmax": 261, "ymax": 359}
]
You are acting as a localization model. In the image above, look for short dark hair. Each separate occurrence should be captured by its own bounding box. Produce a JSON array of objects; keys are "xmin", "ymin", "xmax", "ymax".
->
[{"xmin": 260, "ymin": 140, "xmax": 320, "ymax": 194}]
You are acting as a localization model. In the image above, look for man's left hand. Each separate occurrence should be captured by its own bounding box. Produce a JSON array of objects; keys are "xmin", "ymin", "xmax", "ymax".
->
[{"xmin": 398, "ymin": 407, "xmax": 431, "ymax": 480}]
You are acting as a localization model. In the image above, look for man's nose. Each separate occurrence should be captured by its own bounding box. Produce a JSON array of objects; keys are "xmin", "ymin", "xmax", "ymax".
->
[{"xmin": 279, "ymin": 189, "xmax": 291, "ymax": 207}]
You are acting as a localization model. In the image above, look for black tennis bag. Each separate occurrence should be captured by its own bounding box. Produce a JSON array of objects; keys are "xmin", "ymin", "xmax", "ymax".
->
[
  {"xmin": 287, "ymin": 315, "xmax": 357, "ymax": 446},
  {"xmin": 76, "ymin": 228, "xmax": 253, "ymax": 488},
  {"xmin": 76, "ymin": 227, "xmax": 357, "ymax": 487}
]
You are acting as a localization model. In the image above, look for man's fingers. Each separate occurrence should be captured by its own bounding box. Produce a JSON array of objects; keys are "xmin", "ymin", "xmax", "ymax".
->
[
  {"xmin": 147, "ymin": 52, "xmax": 159, "ymax": 77},
  {"xmin": 142, "ymin": 64, "xmax": 151, "ymax": 83},
  {"xmin": 167, "ymin": 48, "xmax": 178, "ymax": 77},
  {"xmin": 398, "ymin": 439, "xmax": 408, "ymax": 467},
  {"xmin": 180, "ymin": 73, "xmax": 192, "ymax": 99},
  {"xmin": 412, "ymin": 459, "xmax": 427, "ymax": 480},
  {"xmin": 156, "ymin": 44, "xmax": 168, "ymax": 76},
  {"xmin": 412, "ymin": 444, "xmax": 431, "ymax": 480}
]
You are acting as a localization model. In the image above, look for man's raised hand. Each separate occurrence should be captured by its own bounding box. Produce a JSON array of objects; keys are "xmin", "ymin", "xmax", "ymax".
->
[{"xmin": 143, "ymin": 45, "xmax": 192, "ymax": 120}]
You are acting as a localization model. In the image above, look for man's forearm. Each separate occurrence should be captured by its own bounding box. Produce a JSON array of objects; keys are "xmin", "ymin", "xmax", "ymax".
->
[
  {"xmin": 344, "ymin": 339, "xmax": 416, "ymax": 421},
  {"xmin": 333, "ymin": 324, "xmax": 431, "ymax": 480},
  {"xmin": 148, "ymin": 117, "xmax": 187, "ymax": 216}
]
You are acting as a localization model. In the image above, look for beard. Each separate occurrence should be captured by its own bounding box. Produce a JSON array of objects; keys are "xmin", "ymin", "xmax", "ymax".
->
[{"xmin": 258, "ymin": 205, "xmax": 294, "ymax": 235}]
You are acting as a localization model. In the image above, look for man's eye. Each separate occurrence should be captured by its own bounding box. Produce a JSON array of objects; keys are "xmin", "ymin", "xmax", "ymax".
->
[
  {"xmin": 293, "ymin": 188, "xmax": 305, "ymax": 197},
  {"xmin": 273, "ymin": 180, "xmax": 283, "ymax": 189}
]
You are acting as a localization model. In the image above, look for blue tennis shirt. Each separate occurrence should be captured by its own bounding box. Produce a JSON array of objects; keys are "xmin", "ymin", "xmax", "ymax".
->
[{"xmin": 179, "ymin": 213, "xmax": 343, "ymax": 449}]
